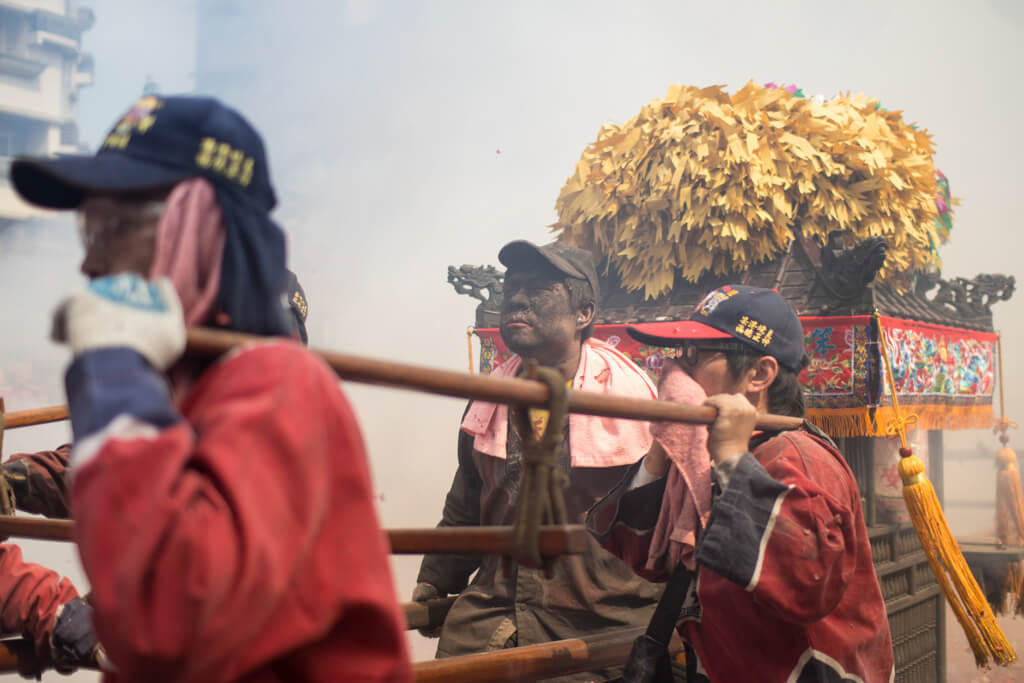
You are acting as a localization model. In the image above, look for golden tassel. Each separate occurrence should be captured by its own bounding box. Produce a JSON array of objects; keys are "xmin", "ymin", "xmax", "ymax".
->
[
  {"xmin": 466, "ymin": 327, "xmax": 476, "ymax": 375},
  {"xmin": 876, "ymin": 312, "xmax": 1016, "ymax": 667},
  {"xmin": 992, "ymin": 332, "xmax": 1024, "ymax": 615},
  {"xmin": 995, "ymin": 448, "xmax": 1024, "ymax": 549}
]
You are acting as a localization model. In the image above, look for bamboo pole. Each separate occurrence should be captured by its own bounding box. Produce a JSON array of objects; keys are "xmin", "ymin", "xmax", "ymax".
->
[
  {"xmin": 413, "ymin": 626, "xmax": 683, "ymax": 683},
  {"xmin": 0, "ymin": 516, "xmax": 588, "ymax": 556},
  {"xmin": 3, "ymin": 328, "xmax": 803, "ymax": 432}
]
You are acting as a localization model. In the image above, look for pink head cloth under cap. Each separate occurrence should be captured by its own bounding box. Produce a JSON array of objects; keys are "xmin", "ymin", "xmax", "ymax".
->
[{"xmin": 148, "ymin": 177, "xmax": 227, "ymax": 327}]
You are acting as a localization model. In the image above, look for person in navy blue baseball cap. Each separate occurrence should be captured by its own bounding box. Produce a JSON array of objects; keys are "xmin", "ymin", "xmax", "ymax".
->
[
  {"xmin": 11, "ymin": 94, "xmax": 288, "ymax": 337},
  {"xmin": 8, "ymin": 96, "xmax": 414, "ymax": 681}
]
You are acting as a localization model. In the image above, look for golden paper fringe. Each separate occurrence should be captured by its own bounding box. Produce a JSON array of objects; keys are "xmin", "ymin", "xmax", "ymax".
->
[
  {"xmin": 806, "ymin": 404, "xmax": 993, "ymax": 438},
  {"xmin": 803, "ymin": 409, "xmax": 870, "ymax": 438},
  {"xmin": 553, "ymin": 82, "xmax": 951, "ymax": 299}
]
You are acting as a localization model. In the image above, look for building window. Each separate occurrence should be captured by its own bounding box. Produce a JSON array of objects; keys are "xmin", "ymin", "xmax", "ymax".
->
[{"xmin": 59, "ymin": 123, "xmax": 77, "ymax": 146}]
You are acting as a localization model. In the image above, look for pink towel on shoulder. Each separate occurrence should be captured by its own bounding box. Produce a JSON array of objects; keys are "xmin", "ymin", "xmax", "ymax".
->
[
  {"xmin": 647, "ymin": 361, "xmax": 711, "ymax": 573},
  {"xmin": 461, "ymin": 338, "xmax": 656, "ymax": 467}
]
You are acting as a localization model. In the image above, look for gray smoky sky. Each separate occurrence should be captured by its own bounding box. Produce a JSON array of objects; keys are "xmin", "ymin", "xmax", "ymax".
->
[{"xmin": 4, "ymin": 0, "xmax": 1023, "ymax": 678}]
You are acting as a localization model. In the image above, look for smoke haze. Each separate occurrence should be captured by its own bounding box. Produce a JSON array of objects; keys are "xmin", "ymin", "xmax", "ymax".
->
[{"xmin": 3, "ymin": 0, "xmax": 1023, "ymax": 679}]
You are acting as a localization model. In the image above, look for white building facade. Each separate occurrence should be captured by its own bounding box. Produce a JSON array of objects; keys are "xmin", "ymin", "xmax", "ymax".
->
[{"xmin": 0, "ymin": 0, "xmax": 93, "ymax": 226}]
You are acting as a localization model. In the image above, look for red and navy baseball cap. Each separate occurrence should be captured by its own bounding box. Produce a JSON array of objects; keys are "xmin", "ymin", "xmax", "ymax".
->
[
  {"xmin": 627, "ymin": 285, "xmax": 808, "ymax": 372},
  {"xmin": 10, "ymin": 95, "xmax": 291, "ymax": 338}
]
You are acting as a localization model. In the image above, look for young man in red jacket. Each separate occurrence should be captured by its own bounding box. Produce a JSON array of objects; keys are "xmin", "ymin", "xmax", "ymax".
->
[
  {"xmin": 10, "ymin": 95, "xmax": 411, "ymax": 682},
  {"xmin": 589, "ymin": 285, "xmax": 894, "ymax": 682}
]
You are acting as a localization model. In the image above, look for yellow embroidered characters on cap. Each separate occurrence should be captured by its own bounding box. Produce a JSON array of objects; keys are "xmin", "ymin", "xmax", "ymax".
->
[{"xmin": 735, "ymin": 315, "xmax": 774, "ymax": 347}]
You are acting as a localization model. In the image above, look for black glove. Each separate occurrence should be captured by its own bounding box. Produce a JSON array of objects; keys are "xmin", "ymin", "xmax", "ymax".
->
[
  {"xmin": 411, "ymin": 583, "xmax": 445, "ymax": 639},
  {"xmin": 51, "ymin": 597, "xmax": 109, "ymax": 674},
  {"xmin": 10, "ymin": 636, "xmax": 44, "ymax": 681}
]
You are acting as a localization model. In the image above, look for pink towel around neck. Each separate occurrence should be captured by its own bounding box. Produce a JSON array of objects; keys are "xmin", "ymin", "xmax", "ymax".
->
[
  {"xmin": 148, "ymin": 177, "xmax": 226, "ymax": 327},
  {"xmin": 646, "ymin": 361, "xmax": 711, "ymax": 573},
  {"xmin": 461, "ymin": 338, "xmax": 656, "ymax": 467}
]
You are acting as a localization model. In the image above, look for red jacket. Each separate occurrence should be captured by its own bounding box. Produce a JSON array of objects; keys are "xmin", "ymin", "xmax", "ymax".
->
[
  {"xmin": 590, "ymin": 429, "xmax": 894, "ymax": 682},
  {"xmin": 67, "ymin": 342, "xmax": 411, "ymax": 682},
  {"xmin": 0, "ymin": 543, "xmax": 77, "ymax": 661}
]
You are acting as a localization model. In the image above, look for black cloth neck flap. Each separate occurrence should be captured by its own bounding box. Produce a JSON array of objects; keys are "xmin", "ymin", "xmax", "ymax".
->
[{"xmin": 214, "ymin": 187, "xmax": 290, "ymax": 338}]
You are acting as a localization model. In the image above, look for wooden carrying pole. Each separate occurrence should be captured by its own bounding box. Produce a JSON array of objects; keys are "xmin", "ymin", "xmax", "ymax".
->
[
  {"xmin": 0, "ymin": 626, "xmax": 661, "ymax": 679},
  {"xmin": 3, "ymin": 328, "xmax": 803, "ymax": 432},
  {"xmin": 0, "ymin": 637, "xmax": 103, "ymax": 675},
  {"xmin": 402, "ymin": 596, "xmax": 457, "ymax": 631},
  {"xmin": 0, "ymin": 639, "xmax": 25, "ymax": 673},
  {"xmin": 0, "ymin": 516, "xmax": 588, "ymax": 555},
  {"xmin": 413, "ymin": 626, "xmax": 683, "ymax": 683},
  {"xmin": 4, "ymin": 405, "xmax": 68, "ymax": 429},
  {"xmin": 188, "ymin": 328, "xmax": 803, "ymax": 430}
]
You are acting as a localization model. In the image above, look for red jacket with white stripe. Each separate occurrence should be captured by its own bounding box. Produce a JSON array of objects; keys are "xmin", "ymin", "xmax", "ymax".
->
[
  {"xmin": 590, "ymin": 429, "xmax": 894, "ymax": 683},
  {"xmin": 66, "ymin": 341, "xmax": 411, "ymax": 683}
]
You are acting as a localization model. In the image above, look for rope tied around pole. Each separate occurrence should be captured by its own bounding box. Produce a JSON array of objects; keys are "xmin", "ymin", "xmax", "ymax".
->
[
  {"xmin": 0, "ymin": 398, "xmax": 12, "ymax": 525},
  {"xmin": 509, "ymin": 363, "xmax": 570, "ymax": 571},
  {"xmin": 875, "ymin": 311, "xmax": 1017, "ymax": 666}
]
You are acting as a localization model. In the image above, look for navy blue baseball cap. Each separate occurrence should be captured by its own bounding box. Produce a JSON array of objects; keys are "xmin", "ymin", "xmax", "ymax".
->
[
  {"xmin": 10, "ymin": 95, "xmax": 291, "ymax": 338},
  {"xmin": 11, "ymin": 95, "xmax": 276, "ymax": 211},
  {"xmin": 627, "ymin": 285, "xmax": 808, "ymax": 372}
]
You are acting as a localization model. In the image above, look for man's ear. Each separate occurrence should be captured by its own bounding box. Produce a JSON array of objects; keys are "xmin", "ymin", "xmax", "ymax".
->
[
  {"xmin": 745, "ymin": 355, "xmax": 779, "ymax": 393},
  {"xmin": 576, "ymin": 300, "xmax": 596, "ymax": 332}
]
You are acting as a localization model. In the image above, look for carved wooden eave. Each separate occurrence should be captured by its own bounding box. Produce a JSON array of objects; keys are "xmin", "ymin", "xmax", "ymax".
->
[{"xmin": 448, "ymin": 238, "xmax": 1015, "ymax": 332}]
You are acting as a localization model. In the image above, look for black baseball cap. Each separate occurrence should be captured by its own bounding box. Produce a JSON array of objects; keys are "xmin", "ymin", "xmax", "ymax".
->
[
  {"xmin": 627, "ymin": 285, "xmax": 807, "ymax": 372},
  {"xmin": 498, "ymin": 240, "xmax": 600, "ymax": 300},
  {"xmin": 11, "ymin": 95, "xmax": 289, "ymax": 338}
]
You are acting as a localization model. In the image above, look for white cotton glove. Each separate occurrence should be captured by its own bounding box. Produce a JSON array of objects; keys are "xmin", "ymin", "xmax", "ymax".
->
[{"xmin": 52, "ymin": 274, "xmax": 186, "ymax": 371}]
